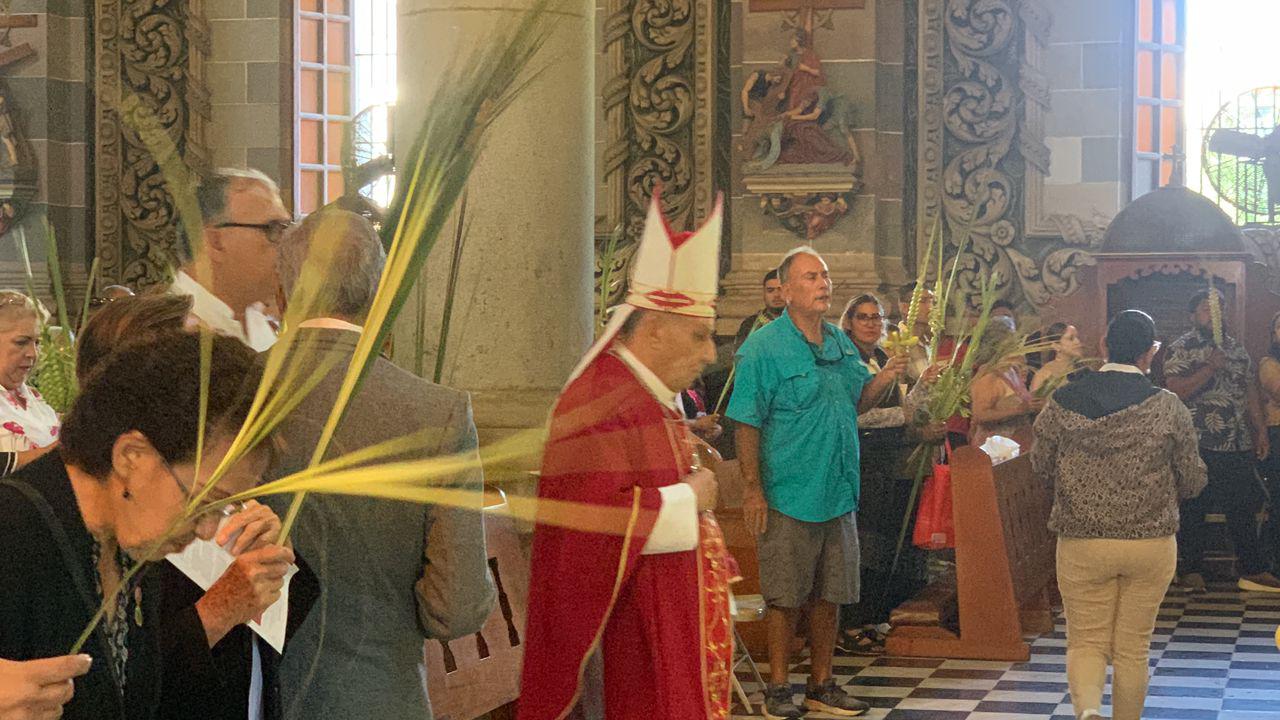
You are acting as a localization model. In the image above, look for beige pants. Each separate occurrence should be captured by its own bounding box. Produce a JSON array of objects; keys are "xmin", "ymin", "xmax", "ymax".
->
[{"xmin": 1056, "ymin": 536, "xmax": 1176, "ymax": 720}]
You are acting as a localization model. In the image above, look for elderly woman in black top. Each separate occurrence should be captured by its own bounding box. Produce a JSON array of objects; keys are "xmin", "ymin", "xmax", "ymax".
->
[{"xmin": 0, "ymin": 332, "xmax": 291, "ymax": 720}]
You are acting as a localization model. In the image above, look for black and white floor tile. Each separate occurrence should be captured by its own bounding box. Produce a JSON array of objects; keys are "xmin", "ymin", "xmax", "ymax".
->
[{"xmin": 732, "ymin": 584, "xmax": 1280, "ymax": 719}]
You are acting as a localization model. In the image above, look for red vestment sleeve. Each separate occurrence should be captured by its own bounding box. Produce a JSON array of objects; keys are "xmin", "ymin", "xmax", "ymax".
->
[{"xmin": 517, "ymin": 354, "xmax": 679, "ymax": 720}]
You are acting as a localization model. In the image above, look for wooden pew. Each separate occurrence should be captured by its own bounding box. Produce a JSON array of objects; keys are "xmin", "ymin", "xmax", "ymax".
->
[
  {"xmin": 712, "ymin": 459, "xmax": 771, "ymax": 658},
  {"xmin": 885, "ymin": 447, "xmax": 1056, "ymax": 661},
  {"xmin": 424, "ymin": 489, "xmax": 529, "ymax": 720}
]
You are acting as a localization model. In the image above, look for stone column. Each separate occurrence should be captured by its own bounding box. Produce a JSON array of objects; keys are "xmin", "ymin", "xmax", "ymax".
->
[{"xmin": 394, "ymin": 0, "xmax": 595, "ymax": 440}]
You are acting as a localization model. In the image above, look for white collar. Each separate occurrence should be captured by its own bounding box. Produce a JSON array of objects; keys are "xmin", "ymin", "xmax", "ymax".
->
[
  {"xmin": 171, "ymin": 271, "xmax": 277, "ymax": 351},
  {"xmin": 612, "ymin": 344, "xmax": 680, "ymax": 412},
  {"xmin": 1099, "ymin": 362, "xmax": 1146, "ymax": 375},
  {"xmin": 297, "ymin": 317, "xmax": 363, "ymax": 333}
]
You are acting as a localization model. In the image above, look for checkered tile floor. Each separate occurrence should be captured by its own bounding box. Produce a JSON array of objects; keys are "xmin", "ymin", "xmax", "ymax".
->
[{"xmin": 732, "ymin": 583, "xmax": 1280, "ymax": 719}]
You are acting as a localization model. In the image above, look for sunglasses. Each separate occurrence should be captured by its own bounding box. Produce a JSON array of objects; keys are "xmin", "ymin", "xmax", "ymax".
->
[{"xmin": 808, "ymin": 326, "xmax": 844, "ymax": 366}]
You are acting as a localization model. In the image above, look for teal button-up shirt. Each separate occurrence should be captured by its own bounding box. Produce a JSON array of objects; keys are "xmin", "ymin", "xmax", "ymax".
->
[{"xmin": 727, "ymin": 309, "xmax": 870, "ymax": 522}]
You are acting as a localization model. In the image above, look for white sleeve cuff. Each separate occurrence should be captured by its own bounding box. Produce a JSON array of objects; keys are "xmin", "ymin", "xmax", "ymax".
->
[{"xmin": 640, "ymin": 483, "xmax": 699, "ymax": 555}]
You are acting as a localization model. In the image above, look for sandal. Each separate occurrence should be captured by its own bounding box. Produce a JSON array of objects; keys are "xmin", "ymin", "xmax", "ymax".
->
[{"xmin": 835, "ymin": 625, "xmax": 887, "ymax": 656}]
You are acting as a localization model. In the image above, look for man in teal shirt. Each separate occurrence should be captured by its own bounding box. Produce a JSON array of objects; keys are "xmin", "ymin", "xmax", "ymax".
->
[{"xmin": 728, "ymin": 247, "xmax": 905, "ymax": 719}]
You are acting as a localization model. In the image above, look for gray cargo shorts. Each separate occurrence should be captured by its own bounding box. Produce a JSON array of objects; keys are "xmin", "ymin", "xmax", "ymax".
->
[{"xmin": 757, "ymin": 508, "xmax": 860, "ymax": 609}]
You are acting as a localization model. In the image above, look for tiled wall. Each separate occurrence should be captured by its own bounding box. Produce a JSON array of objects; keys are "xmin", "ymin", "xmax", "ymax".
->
[
  {"xmin": 205, "ymin": 0, "xmax": 294, "ymax": 203},
  {"xmin": 1040, "ymin": 0, "xmax": 1128, "ymax": 220}
]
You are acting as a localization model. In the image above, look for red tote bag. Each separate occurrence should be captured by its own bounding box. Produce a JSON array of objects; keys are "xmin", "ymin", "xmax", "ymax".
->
[{"xmin": 912, "ymin": 441, "xmax": 955, "ymax": 550}]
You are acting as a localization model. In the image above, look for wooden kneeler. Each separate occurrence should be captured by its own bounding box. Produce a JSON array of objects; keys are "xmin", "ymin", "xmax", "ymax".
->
[{"xmin": 885, "ymin": 447, "xmax": 1055, "ymax": 661}]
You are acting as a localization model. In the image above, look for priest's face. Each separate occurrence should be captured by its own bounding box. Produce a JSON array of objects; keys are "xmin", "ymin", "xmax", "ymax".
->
[
  {"xmin": 638, "ymin": 312, "xmax": 718, "ymax": 393},
  {"xmin": 783, "ymin": 252, "xmax": 832, "ymax": 316}
]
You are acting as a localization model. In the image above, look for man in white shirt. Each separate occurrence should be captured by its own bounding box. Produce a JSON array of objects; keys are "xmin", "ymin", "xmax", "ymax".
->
[
  {"xmin": 171, "ymin": 168, "xmax": 291, "ymax": 351},
  {"xmin": 165, "ymin": 167, "xmax": 292, "ymax": 720}
]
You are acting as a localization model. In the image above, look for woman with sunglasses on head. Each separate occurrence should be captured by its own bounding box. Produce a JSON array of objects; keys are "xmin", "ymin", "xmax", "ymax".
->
[
  {"xmin": 969, "ymin": 319, "xmax": 1045, "ymax": 450},
  {"xmin": 0, "ymin": 331, "xmax": 288, "ymax": 720},
  {"xmin": 0, "ymin": 290, "xmax": 64, "ymax": 478},
  {"xmin": 1257, "ymin": 311, "xmax": 1280, "ymax": 566}
]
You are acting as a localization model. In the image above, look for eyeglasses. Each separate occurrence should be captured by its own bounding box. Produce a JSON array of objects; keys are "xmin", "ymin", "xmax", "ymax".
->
[
  {"xmin": 851, "ymin": 313, "xmax": 884, "ymax": 323},
  {"xmin": 215, "ymin": 220, "xmax": 294, "ymax": 245},
  {"xmin": 159, "ymin": 453, "xmax": 242, "ymax": 518}
]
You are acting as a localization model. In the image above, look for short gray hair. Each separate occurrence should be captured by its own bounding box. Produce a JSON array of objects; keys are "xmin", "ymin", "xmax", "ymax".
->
[
  {"xmin": 276, "ymin": 208, "xmax": 386, "ymax": 320},
  {"xmin": 617, "ymin": 307, "xmax": 650, "ymax": 340},
  {"xmin": 176, "ymin": 168, "xmax": 281, "ymax": 261},
  {"xmin": 777, "ymin": 245, "xmax": 822, "ymax": 283},
  {"xmin": 197, "ymin": 168, "xmax": 279, "ymax": 225}
]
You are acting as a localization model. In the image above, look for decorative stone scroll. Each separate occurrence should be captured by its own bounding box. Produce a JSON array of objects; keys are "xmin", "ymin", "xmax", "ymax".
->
[
  {"xmin": 94, "ymin": 0, "xmax": 210, "ymax": 290},
  {"xmin": 916, "ymin": 0, "xmax": 1105, "ymax": 310},
  {"xmin": 597, "ymin": 0, "xmax": 718, "ymax": 307}
]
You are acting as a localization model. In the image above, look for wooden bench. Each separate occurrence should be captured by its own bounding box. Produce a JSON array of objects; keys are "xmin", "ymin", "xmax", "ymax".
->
[{"xmin": 885, "ymin": 447, "xmax": 1056, "ymax": 661}]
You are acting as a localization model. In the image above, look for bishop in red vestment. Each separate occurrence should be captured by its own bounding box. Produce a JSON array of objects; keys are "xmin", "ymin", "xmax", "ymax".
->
[{"xmin": 518, "ymin": 189, "xmax": 735, "ymax": 720}]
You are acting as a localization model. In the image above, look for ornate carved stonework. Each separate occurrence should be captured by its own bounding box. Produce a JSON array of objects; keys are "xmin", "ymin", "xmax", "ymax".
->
[
  {"xmin": 95, "ymin": 0, "xmax": 210, "ymax": 290},
  {"xmin": 744, "ymin": 166, "xmax": 860, "ymax": 240},
  {"xmin": 916, "ymin": 0, "xmax": 1105, "ymax": 310},
  {"xmin": 597, "ymin": 0, "xmax": 718, "ymax": 307}
]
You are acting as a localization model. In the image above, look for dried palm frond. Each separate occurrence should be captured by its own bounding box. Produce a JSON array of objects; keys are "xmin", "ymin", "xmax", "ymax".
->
[
  {"xmin": 595, "ymin": 224, "xmax": 625, "ymax": 337},
  {"xmin": 884, "ymin": 271, "xmax": 1003, "ymax": 597},
  {"xmin": 71, "ymin": 2, "xmax": 560, "ymax": 651},
  {"xmin": 277, "ymin": 2, "xmax": 558, "ymax": 540},
  {"xmin": 1207, "ymin": 275, "xmax": 1224, "ymax": 347},
  {"xmin": 886, "ymin": 219, "xmax": 938, "ymax": 355}
]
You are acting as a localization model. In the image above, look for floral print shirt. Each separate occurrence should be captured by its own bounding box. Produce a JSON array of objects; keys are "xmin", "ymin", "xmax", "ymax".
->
[
  {"xmin": 0, "ymin": 383, "xmax": 59, "ymax": 452},
  {"xmin": 1163, "ymin": 328, "xmax": 1254, "ymax": 452}
]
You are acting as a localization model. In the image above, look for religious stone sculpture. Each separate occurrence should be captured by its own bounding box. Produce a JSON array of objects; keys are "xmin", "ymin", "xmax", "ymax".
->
[
  {"xmin": 740, "ymin": 29, "xmax": 860, "ymax": 174},
  {"xmin": 740, "ymin": 8, "xmax": 862, "ymax": 240}
]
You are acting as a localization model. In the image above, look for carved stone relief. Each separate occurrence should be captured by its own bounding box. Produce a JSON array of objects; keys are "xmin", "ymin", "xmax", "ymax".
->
[
  {"xmin": 916, "ymin": 0, "xmax": 1107, "ymax": 310},
  {"xmin": 597, "ymin": 0, "xmax": 719, "ymax": 307},
  {"xmin": 95, "ymin": 0, "xmax": 210, "ymax": 290},
  {"xmin": 738, "ymin": 9, "xmax": 863, "ymax": 240}
]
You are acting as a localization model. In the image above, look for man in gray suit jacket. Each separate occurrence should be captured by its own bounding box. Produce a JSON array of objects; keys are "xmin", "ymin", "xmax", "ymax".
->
[{"xmin": 264, "ymin": 208, "xmax": 496, "ymax": 719}]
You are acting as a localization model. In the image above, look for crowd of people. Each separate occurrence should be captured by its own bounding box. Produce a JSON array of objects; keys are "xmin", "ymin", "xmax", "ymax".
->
[
  {"xmin": 714, "ymin": 252, "xmax": 1280, "ymax": 720},
  {"xmin": 3, "ymin": 168, "xmax": 1280, "ymax": 720},
  {"xmin": 0, "ymin": 169, "xmax": 494, "ymax": 720}
]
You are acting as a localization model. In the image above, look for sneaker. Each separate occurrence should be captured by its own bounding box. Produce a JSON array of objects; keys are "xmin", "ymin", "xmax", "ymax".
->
[
  {"xmin": 1178, "ymin": 572, "xmax": 1206, "ymax": 593},
  {"xmin": 1238, "ymin": 572, "xmax": 1280, "ymax": 593},
  {"xmin": 762, "ymin": 683, "xmax": 804, "ymax": 720},
  {"xmin": 803, "ymin": 678, "xmax": 869, "ymax": 717}
]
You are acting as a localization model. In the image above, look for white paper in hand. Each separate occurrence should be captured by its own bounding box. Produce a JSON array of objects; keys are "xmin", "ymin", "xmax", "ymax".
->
[{"xmin": 166, "ymin": 531, "xmax": 297, "ymax": 653}]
